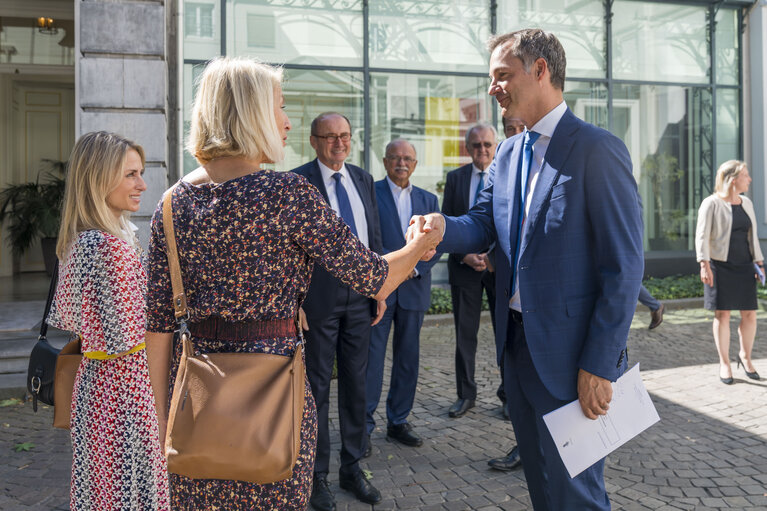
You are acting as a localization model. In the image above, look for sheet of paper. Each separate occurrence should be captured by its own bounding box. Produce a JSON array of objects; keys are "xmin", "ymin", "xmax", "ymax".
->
[{"xmin": 542, "ymin": 363, "xmax": 660, "ymax": 478}]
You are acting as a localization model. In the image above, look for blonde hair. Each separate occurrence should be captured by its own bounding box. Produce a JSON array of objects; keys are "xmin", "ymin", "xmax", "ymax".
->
[
  {"xmin": 57, "ymin": 131, "xmax": 145, "ymax": 259},
  {"xmin": 187, "ymin": 57, "xmax": 284, "ymax": 165},
  {"xmin": 714, "ymin": 159, "xmax": 748, "ymax": 198}
]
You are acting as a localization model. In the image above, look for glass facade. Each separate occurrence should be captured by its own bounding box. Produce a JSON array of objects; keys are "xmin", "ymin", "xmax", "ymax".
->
[{"xmin": 180, "ymin": 0, "xmax": 746, "ymax": 257}]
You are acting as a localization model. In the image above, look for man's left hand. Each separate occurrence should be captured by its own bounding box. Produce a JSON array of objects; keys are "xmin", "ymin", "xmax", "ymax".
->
[
  {"xmin": 371, "ymin": 300, "xmax": 387, "ymax": 326},
  {"xmin": 577, "ymin": 369, "xmax": 612, "ymax": 420}
]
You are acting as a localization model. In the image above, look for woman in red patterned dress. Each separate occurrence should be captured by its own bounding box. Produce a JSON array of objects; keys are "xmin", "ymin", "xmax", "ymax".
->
[
  {"xmin": 48, "ymin": 131, "xmax": 170, "ymax": 510},
  {"xmin": 145, "ymin": 57, "xmax": 440, "ymax": 509}
]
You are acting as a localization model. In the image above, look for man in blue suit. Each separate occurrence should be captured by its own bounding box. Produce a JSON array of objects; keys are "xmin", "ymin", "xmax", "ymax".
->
[
  {"xmin": 292, "ymin": 112, "xmax": 385, "ymax": 511},
  {"xmin": 409, "ymin": 29, "xmax": 643, "ymax": 509},
  {"xmin": 364, "ymin": 139, "xmax": 439, "ymax": 455}
]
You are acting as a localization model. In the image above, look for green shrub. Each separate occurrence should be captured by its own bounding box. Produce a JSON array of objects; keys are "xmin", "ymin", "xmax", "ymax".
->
[
  {"xmin": 427, "ymin": 287, "xmax": 489, "ymax": 315},
  {"xmin": 428, "ymin": 274, "xmax": 721, "ymax": 315},
  {"xmin": 642, "ymin": 274, "xmax": 703, "ymax": 300}
]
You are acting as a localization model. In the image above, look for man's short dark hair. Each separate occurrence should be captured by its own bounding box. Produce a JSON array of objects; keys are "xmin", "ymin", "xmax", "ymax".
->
[
  {"xmin": 311, "ymin": 112, "xmax": 352, "ymax": 136},
  {"xmin": 487, "ymin": 29, "xmax": 566, "ymax": 91}
]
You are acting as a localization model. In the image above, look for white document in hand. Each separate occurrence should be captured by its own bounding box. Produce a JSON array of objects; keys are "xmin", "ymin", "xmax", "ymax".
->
[{"xmin": 542, "ymin": 363, "xmax": 660, "ymax": 478}]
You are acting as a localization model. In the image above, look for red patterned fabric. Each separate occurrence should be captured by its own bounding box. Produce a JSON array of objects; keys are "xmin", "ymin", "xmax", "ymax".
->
[{"xmin": 49, "ymin": 230, "xmax": 169, "ymax": 510}]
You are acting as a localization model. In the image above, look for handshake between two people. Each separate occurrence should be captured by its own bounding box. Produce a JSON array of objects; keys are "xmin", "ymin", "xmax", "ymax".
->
[{"xmin": 405, "ymin": 213, "xmax": 446, "ymax": 261}]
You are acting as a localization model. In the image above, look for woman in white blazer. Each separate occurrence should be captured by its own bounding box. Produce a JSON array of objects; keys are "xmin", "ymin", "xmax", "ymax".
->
[{"xmin": 696, "ymin": 160, "xmax": 763, "ymax": 384}]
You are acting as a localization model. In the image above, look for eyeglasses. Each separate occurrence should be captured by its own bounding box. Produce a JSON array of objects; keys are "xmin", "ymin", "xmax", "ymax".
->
[
  {"xmin": 313, "ymin": 132, "xmax": 351, "ymax": 143},
  {"xmin": 470, "ymin": 142, "xmax": 494, "ymax": 149},
  {"xmin": 385, "ymin": 155, "xmax": 416, "ymax": 164}
]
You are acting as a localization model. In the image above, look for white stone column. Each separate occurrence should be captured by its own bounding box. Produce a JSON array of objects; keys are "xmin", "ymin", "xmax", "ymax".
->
[{"xmin": 77, "ymin": 0, "xmax": 168, "ymax": 248}]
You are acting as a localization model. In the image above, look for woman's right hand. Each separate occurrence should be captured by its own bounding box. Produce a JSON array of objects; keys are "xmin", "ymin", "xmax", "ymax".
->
[
  {"xmin": 406, "ymin": 213, "xmax": 444, "ymax": 260},
  {"xmin": 700, "ymin": 262, "xmax": 713, "ymax": 286}
]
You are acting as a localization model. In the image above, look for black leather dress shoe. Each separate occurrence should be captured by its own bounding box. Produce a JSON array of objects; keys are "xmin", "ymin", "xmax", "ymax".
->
[
  {"xmin": 309, "ymin": 474, "xmax": 336, "ymax": 511},
  {"xmin": 363, "ymin": 434, "xmax": 372, "ymax": 458},
  {"xmin": 488, "ymin": 445, "xmax": 522, "ymax": 471},
  {"xmin": 448, "ymin": 398, "xmax": 475, "ymax": 418},
  {"xmin": 339, "ymin": 469, "xmax": 382, "ymax": 504},
  {"xmin": 649, "ymin": 303, "xmax": 664, "ymax": 330},
  {"xmin": 387, "ymin": 423, "xmax": 423, "ymax": 447}
]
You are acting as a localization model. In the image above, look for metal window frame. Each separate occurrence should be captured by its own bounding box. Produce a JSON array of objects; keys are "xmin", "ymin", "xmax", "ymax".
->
[{"xmin": 178, "ymin": 0, "xmax": 746, "ymax": 180}]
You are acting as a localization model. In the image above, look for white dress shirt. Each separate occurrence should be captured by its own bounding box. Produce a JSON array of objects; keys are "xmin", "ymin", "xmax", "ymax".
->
[
  {"xmin": 318, "ymin": 160, "xmax": 369, "ymax": 248},
  {"xmin": 469, "ymin": 164, "xmax": 489, "ymax": 209},
  {"xmin": 385, "ymin": 176, "xmax": 413, "ymax": 237},
  {"xmin": 510, "ymin": 100, "xmax": 568, "ymax": 312}
]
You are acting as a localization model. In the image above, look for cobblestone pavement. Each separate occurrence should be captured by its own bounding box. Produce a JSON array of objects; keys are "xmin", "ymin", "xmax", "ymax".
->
[{"xmin": 2, "ymin": 308, "xmax": 767, "ymax": 510}]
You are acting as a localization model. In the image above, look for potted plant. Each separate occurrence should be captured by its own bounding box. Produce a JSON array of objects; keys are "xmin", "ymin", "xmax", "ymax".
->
[{"xmin": 0, "ymin": 160, "xmax": 66, "ymax": 275}]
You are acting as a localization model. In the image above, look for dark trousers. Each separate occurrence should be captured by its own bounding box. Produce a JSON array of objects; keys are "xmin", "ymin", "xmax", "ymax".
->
[
  {"xmin": 305, "ymin": 287, "xmax": 371, "ymax": 476},
  {"xmin": 504, "ymin": 312, "xmax": 610, "ymax": 511},
  {"xmin": 365, "ymin": 299, "xmax": 424, "ymax": 433},
  {"xmin": 451, "ymin": 270, "xmax": 496, "ymax": 400},
  {"xmin": 638, "ymin": 284, "xmax": 660, "ymax": 311}
]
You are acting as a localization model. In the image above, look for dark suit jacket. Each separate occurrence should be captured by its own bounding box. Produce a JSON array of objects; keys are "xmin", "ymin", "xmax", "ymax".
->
[
  {"xmin": 439, "ymin": 109, "xmax": 644, "ymax": 401},
  {"xmin": 291, "ymin": 159, "xmax": 383, "ymax": 318},
  {"xmin": 375, "ymin": 179, "xmax": 440, "ymax": 312},
  {"xmin": 441, "ymin": 163, "xmax": 492, "ymax": 287}
]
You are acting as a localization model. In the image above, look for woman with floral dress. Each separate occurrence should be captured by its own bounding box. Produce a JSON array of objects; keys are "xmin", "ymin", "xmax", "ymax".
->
[
  {"xmin": 48, "ymin": 131, "xmax": 170, "ymax": 510},
  {"xmin": 145, "ymin": 57, "xmax": 440, "ymax": 509}
]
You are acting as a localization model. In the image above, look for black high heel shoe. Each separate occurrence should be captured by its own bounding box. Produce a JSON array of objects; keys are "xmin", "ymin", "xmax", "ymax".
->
[{"xmin": 737, "ymin": 357, "xmax": 760, "ymax": 381}]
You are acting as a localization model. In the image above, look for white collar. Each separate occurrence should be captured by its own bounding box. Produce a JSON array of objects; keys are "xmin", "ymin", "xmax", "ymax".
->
[
  {"xmin": 530, "ymin": 100, "xmax": 567, "ymax": 139},
  {"xmin": 386, "ymin": 175, "xmax": 412, "ymax": 194},
  {"xmin": 317, "ymin": 159, "xmax": 348, "ymax": 184}
]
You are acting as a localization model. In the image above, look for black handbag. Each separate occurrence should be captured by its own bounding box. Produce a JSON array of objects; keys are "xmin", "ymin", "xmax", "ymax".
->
[{"xmin": 26, "ymin": 261, "xmax": 59, "ymax": 411}]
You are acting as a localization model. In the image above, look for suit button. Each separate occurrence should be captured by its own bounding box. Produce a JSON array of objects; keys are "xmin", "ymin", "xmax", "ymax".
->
[{"xmin": 504, "ymin": 289, "xmax": 508, "ymax": 297}]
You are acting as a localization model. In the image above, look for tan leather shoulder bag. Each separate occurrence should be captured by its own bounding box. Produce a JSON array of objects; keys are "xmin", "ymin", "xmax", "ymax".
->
[{"xmin": 162, "ymin": 185, "xmax": 305, "ymax": 483}]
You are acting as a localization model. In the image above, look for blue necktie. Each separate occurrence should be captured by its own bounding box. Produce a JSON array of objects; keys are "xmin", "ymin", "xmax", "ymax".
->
[
  {"xmin": 332, "ymin": 172, "xmax": 358, "ymax": 237},
  {"xmin": 474, "ymin": 170, "xmax": 485, "ymax": 204},
  {"xmin": 474, "ymin": 171, "xmax": 485, "ymax": 204},
  {"xmin": 511, "ymin": 130, "xmax": 541, "ymax": 294}
]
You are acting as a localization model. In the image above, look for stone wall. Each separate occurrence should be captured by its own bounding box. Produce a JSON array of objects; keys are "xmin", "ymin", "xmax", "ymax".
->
[{"xmin": 77, "ymin": 0, "xmax": 168, "ymax": 249}]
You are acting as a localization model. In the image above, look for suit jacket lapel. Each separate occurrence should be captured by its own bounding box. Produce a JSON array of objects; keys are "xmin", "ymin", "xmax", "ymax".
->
[
  {"xmin": 377, "ymin": 181, "xmax": 405, "ymax": 243},
  {"xmin": 348, "ymin": 165, "xmax": 376, "ymax": 241},
  {"xmin": 502, "ymin": 137, "xmax": 523, "ymax": 261},
  {"xmin": 307, "ymin": 159, "xmax": 330, "ymax": 203},
  {"xmin": 521, "ymin": 110, "xmax": 579, "ymax": 255},
  {"xmin": 458, "ymin": 165, "xmax": 472, "ymax": 214}
]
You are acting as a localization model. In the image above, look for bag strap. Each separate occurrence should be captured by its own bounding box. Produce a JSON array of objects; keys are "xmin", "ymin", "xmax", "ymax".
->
[
  {"xmin": 161, "ymin": 180, "xmax": 302, "ymax": 353},
  {"xmin": 162, "ymin": 184, "xmax": 188, "ymax": 322},
  {"xmin": 39, "ymin": 260, "xmax": 59, "ymax": 341}
]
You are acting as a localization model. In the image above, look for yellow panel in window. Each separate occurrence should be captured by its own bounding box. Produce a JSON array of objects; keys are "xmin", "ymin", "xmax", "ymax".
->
[{"xmin": 424, "ymin": 96, "xmax": 459, "ymax": 168}]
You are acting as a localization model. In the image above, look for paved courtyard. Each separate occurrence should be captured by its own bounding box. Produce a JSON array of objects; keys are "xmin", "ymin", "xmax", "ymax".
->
[{"xmin": 2, "ymin": 307, "xmax": 767, "ymax": 510}]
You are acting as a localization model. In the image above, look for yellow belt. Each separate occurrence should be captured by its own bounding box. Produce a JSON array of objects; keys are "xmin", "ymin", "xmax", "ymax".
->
[{"xmin": 83, "ymin": 342, "xmax": 146, "ymax": 360}]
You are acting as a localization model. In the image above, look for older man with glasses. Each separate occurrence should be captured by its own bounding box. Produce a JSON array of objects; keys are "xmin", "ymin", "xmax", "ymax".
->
[
  {"xmin": 291, "ymin": 112, "xmax": 385, "ymax": 511},
  {"xmin": 363, "ymin": 139, "xmax": 440, "ymax": 458},
  {"xmin": 441, "ymin": 124, "xmax": 502, "ymax": 410}
]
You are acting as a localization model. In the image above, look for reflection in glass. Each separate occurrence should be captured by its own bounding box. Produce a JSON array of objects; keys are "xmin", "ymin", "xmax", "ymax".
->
[
  {"xmin": 564, "ymin": 81, "xmax": 607, "ymax": 130},
  {"xmin": 181, "ymin": 62, "xmax": 210, "ymax": 174},
  {"xmin": 369, "ymin": 0, "xmax": 489, "ymax": 73},
  {"xmin": 369, "ymin": 73, "xmax": 494, "ymax": 193},
  {"xmin": 715, "ymin": 9, "xmax": 739, "ymax": 86},
  {"xmin": 183, "ymin": 0, "xmax": 221, "ymax": 61},
  {"xmin": 613, "ymin": 84, "xmax": 712, "ymax": 252},
  {"xmin": 277, "ymin": 68, "xmax": 364, "ymax": 171},
  {"xmin": 497, "ymin": 0, "xmax": 605, "ymax": 79},
  {"xmin": 716, "ymin": 88, "xmax": 739, "ymax": 166},
  {"xmin": 613, "ymin": 2, "xmax": 708, "ymax": 84},
  {"xmin": 0, "ymin": 20, "xmax": 74, "ymax": 65},
  {"xmin": 226, "ymin": 0, "xmax": 363, "ymax": 68}
]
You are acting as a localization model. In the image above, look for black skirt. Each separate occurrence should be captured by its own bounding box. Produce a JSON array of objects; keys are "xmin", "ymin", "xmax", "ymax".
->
[
  {"xmin": 704, "ymin": 261, "xmax": 757, "ymax": 311},
  {"xmin": 704, "ymin": 204, "xmax": 758, "ymax": 311}
]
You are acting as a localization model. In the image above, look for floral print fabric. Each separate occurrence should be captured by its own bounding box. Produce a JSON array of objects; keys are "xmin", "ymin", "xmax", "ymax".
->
[{"xmin": 146, "ymin": 170, "xmax": 388, "ymax": 509}]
